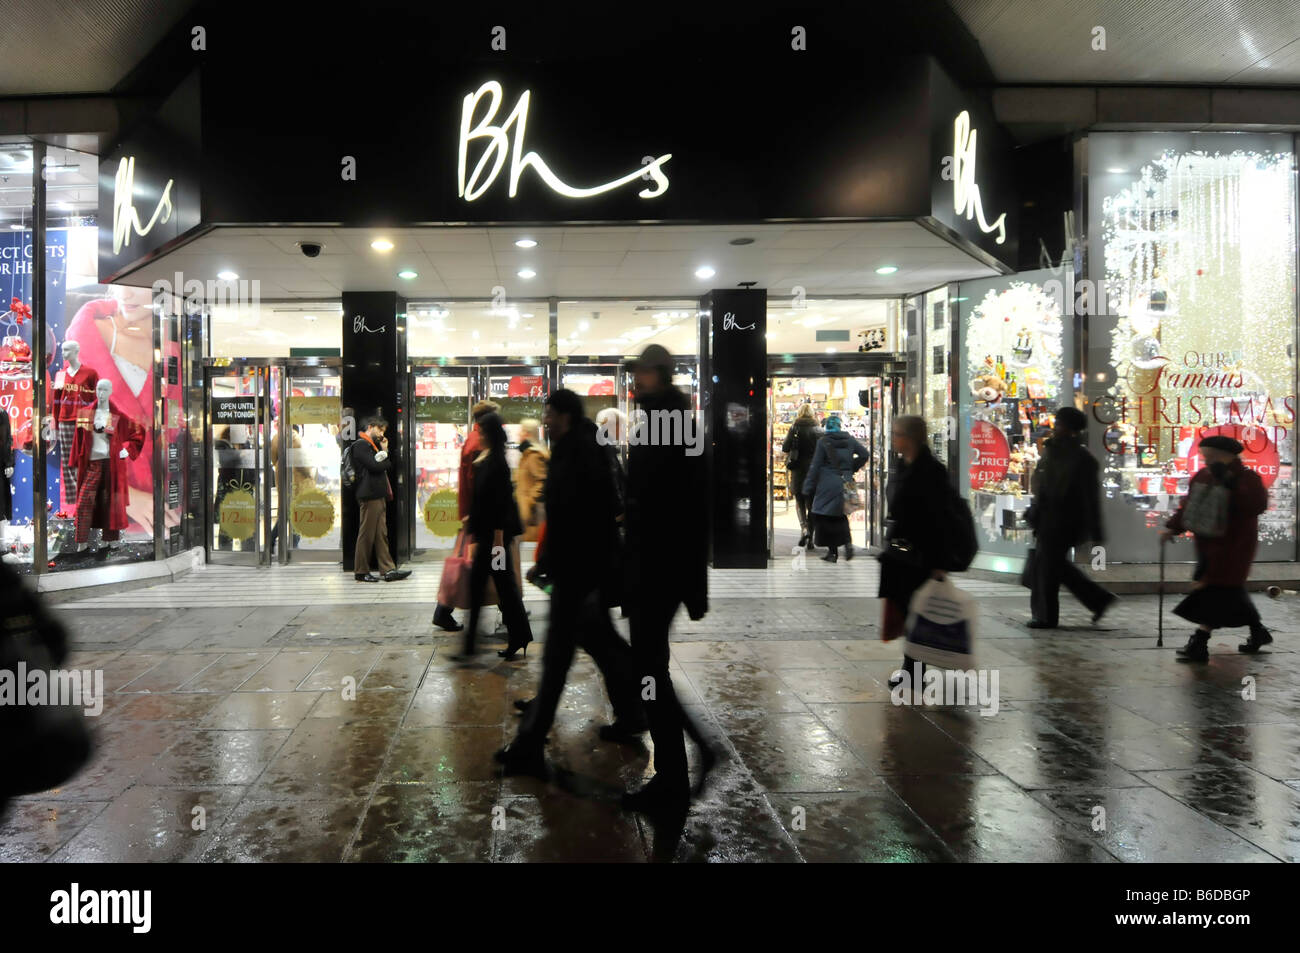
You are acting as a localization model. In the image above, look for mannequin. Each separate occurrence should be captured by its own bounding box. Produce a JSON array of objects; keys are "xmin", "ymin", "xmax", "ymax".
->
[
  {"xmin": 69, "ymin": 380, "xmax": 144, "ymax": 553},
  {"xmin": 49, "ymin": 340, "xmax": 99, "ymax": 509}
]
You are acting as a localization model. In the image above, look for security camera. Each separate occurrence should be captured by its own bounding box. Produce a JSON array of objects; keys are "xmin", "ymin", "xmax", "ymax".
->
[{"xmin": 297, "ymin": 241, "xmax": 325, "ymax": 258}]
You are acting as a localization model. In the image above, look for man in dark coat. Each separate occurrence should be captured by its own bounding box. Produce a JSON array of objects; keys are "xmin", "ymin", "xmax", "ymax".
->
[
  {"xmin": 1026, "ymin": 406, "xmax": 1116, "ymax": 628},
  {"xmin": 494, "ymin": 390, "xmax": 644, "ymax": 775},
  {"xmin": 350, "ymin": 416, "xmax": 411, "ymax": 583},
  {"xmin": 621, "ymin": 344, "xmax": 712, "ymax": 816}
]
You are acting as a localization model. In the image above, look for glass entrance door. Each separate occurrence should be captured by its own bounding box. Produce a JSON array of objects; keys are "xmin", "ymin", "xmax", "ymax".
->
[
  {"xmin": 410, "ymin": 364, "xmax": 472, "ymax": 555},
  {"xmin": 276, "ymin": 360, "xmax": 343, "ymax": 563},
  {"xmin": 205, "ymin": 361, "xmax": 270, "ymax": 565}
]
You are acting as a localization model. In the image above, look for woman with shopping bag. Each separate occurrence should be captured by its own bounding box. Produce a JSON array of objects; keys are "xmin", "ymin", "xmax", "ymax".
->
[
  {"xmin": 1160, "ymin": 434, "xmax": 1272, "ymax": 661},
  {"xmin": 877, "ymin": 416, "xmax": 957, "ymax": 687},
  {"xmin": 454, "ymin": 413, "xmax": 534, "ymax": 660}
]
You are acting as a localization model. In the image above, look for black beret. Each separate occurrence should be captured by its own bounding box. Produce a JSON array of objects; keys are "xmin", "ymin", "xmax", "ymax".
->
[{"xmin": 1199, "ymin": 435, "xmax": 1243, "ymax": 454}]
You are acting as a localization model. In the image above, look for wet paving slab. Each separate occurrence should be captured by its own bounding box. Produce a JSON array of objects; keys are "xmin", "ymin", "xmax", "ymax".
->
[{"xmin": 3, "ymin": 592, "xmax": 1297, "ymax": 861}]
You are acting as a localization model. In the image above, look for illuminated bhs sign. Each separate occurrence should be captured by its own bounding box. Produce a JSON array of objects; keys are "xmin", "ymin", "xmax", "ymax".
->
[
  {"xmin": 952, "ymin": 110, "xmax": 1006, "ymax": 245},
  {"xmin": 458, "ymin": 80, "xmax": 671, "ymax": 202},
  {"xmin": 112, "ymin": 156, "xmax": 174, "ymax": 255}
]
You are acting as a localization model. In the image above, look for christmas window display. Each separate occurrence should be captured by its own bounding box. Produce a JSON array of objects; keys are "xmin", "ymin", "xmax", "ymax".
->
[
  {"xmin": 413, "ymin": 369, "xmax": 471, "ymax": 552},
  {"xmin": 1092, "ymin": 136, "xmax": 1296, "ymax": 558},
  {"xmin": 959, "ymin": 274, "xmax": 1067, "ymax": 555}
]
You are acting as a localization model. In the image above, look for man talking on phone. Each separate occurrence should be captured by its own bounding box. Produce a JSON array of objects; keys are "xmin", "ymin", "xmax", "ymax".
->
[{"xmin": 352, "ymin": 416, "xmax": 411, "ymax": 583}]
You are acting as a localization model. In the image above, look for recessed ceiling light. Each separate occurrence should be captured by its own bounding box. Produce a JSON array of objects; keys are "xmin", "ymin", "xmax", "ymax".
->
[
  {"xmin": 517, "ymin": 268, "xmax": 536, "ymax": 279},
  {"xmin": 579, "ymin": 321, "xmax": 590, "ymax": 331},
  {"xmin": 825, "ymin": 347, "xmax": 838, "ymax": 353},
  {"xmin": 398, "ymin": 270, "xmax": 418, "ymax": 280},
  {"xmin": 8, "ymin": 223, "xmax": 21, "ymax": 230},
  {"xmin": 695, "ymin": 266, "xmax": 715, "ymax": 279},
  {"xmin": 371, "ymin": 239, "xmax": 394, "ymax": 251},
  {"xmin": 218, "ymin": 270, "xmax": 238, "ymax": 281},
  {"xmin": 875, "ymin": 265, "xmax": 898, "ymax": 275},
  {"xmin": 1106, "ymin": 167, "xmax": 1127, "ymax": 174},
  {"xmin": 515, "ymin": 238, "xmax": 538, "ymax": 248}
]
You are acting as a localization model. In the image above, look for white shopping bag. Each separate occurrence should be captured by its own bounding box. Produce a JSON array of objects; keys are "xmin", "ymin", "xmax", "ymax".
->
[{"xmin": 904, "ymin": 578, "xmax": 975, "ymax": 669}]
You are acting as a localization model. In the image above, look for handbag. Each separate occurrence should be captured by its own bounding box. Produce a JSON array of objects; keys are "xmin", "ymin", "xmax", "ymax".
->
[
  {"xmin": 841, "ymin": 473, "xmax": 863, "ymax": 515},
  {"xmin": 436, "ymin": 531, "xmax": 502, "ymax": 609},
  {"xmin": 1182, "ymin": 481, "xmax": 1229, "ymax": 538}
]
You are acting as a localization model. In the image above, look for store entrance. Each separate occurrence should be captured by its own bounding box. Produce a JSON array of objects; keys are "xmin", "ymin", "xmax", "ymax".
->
[
  {"xmin": 767, "ymin": 355, "xmax": 907, "ymax": 558},
  {"xmin": 203, "ymin": 358, "xmax": 343, "ymax": 566},
  {"xmin": 406, "ymin": 356, "xmax": 699, "ymax": 556}
]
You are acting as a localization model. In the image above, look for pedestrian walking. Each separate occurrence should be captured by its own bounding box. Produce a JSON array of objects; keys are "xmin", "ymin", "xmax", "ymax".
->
[
  {"xmin": 621, "ymin": 344, "xmax": 716, "ymax": 817},
  {"xmin": 515, "ymin": 417, "xmax": 549, "ymax": 543},
  {"xmin": 802, "ymin": 414, "xmax": 868, "ymax": 562},
  {"xmin": 879, "ymin": 416, "xmax": 954, "ymax": 688},
  {"xmin": 1161, "ymin": 434, "xmax": 1273, "ymax": 660},
  {"xmin": 494, "ymin": 389, "xmax": 645, "ymax": 776},
  {"xmin": 782, "ymin": 402, "xmax": 821, "ymax": 549},
  {"xmin": 1025, "ymin": 406, "xmax": 1116, "ymax": 628},
  {"xmin": 457, "ymin": 412, "xmax": 533, "ymax": 659},
  {"xmin": 350, "ymin": 416, "xmax": 411, "ymax": 583},
  {"xmin": 432, "ymin": 399, "xmax": 499, "ymax": 633}
]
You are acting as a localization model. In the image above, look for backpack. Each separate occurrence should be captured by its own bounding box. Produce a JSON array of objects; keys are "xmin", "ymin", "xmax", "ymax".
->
[
  {"xmin": 340, "ymin": 442, "xmax": 358, "ymax": 489},
  {"xmin": 942, "ymin": 483, "xmax": 978, "ymax": 572}
]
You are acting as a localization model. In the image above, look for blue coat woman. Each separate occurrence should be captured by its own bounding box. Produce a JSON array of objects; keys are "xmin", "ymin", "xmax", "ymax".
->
[{"xmin": 802, "ymin": 416, "xmax": 869, "ymax": 560}]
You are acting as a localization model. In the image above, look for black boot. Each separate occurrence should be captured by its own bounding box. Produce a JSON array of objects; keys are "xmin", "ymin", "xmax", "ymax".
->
[
  {"xmin": 821, "ymin": 548, "xmax": 838, "ymax": 563},
  {"xmin": 1176, "ymin": 630, "xmax": 1210, "ymax": 662},
  {"xmin": 844, "ymin": 544, "xmax": 854, "ymax": 561},
  {"xmin": 1239, "ymin": 625, "xmax": 1274, "ymax": 654}
]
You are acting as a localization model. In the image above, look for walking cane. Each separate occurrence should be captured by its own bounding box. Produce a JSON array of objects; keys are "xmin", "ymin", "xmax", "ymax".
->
[{"xmin": 1157, "ymin": 535, "xmax": 1167, "ymax": 647}]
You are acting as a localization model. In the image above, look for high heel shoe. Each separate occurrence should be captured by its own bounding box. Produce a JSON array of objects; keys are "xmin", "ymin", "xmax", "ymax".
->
[{"xmin": 498, "ymin": 638, "xmax": 532, "ymax": 660}]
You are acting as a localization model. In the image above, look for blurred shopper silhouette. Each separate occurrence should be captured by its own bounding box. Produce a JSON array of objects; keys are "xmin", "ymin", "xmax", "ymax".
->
[
  {"xmin": 0, "ymin": 561, "xmax": 93, "ymax": 820},
  {"xmin": 432, "ymin": 399, "xmax": 499, "ymax": 633},
  {"xmin": 803, "ymin": 414, "xmax": 868, "ymax": 562},
  {"xmin": 783, "ymin": 402, "xmax": 821, "ymax": 549},
  {"xmin": 458, "ymin": 412, "xmax": 533, "ymax": 660},
  {"xmin": 495, "ymin": 389, "xmax": 645, "ymax": 776},
  {"xmin": 1025, "ymin": 407, "xmax": 1116, "ymax": 628},
  {"xmin": 595, "ymin": 406, "xmax": 629, "ymax": 525},
  {"xmin": 1161, "ymin": 434, "xmax": 1273, "ymax": 660},
  {"xmin": 620, "ymin": 345, "xmax": 716, "ymax": 818},
  {"xmin": 879, "ymin": 416, "xmax": 952, "ymax": 689},
  {"xmin": 515, "ymin": 417, "xmax": 549, "ymax": 543}
]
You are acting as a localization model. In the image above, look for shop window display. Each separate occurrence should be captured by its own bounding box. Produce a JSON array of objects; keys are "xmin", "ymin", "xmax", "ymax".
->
[
  {"xmin": 922, "ymin": 286, "xmax": 953, "ymax": 461},
  {"xmin": 1087, "ymin": 133, "xmax": 1297, "ymax": 562},
  {"xmin": 958, "ymin": 270, "xmax": 1068, "ymax": 557}
]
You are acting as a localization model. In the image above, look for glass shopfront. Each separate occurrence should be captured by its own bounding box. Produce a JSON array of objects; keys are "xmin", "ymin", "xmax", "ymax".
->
[
  {"xmin": 1085, "ymin": 132, "xmax": 1298, "ymax": 564},
  {"xmin": 956, "ymin": 268, "xmax": 1072, "ymax": 560},
  {"xmin": 3, "ymin": 143, "xmax": 208, "ymax": 576}
]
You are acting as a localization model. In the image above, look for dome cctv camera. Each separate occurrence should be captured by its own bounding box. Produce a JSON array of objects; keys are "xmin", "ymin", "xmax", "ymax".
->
[{"xmin": 297, "ymin": 241, "xmax": 324, "ymax": 258}]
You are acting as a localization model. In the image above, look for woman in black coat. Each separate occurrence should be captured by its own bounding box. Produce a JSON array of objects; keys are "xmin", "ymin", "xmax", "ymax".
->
[
  {"xmin": 877, "ymin": 415, "xmax": 952, "ymax": 685},
  {"xmin": 460, "ymin": 413, "xmax": 533, "ymax": 659},
  {"xmin": 782, "ymin": 403, "xmax": 821, "ymax": 548}
]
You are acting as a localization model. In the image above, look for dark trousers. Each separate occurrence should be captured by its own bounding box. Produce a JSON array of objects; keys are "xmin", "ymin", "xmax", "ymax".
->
[
  {"xmin": 628, "ymin": 595, "xmax": 701, "ymax": 791},
  {"xmin": 1031, "ymin": 537, "xmax": 1112, "ymax": 626},
  {"xmin": 519, "ymin": 583, "xmax": 642, "ymax": 744},
  {"xmin": 465, "ymin": 532, "xmax": 531, "ymax": 653},
  {"xmin": 790, "ymin": 472, "xmax": 810, "ymax": 534}
]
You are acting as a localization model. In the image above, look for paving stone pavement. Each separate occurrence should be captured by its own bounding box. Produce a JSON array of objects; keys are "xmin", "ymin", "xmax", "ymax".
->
[{"xmin": 4, "ymin": 568, "xmax": 1299, "ymax": 863}]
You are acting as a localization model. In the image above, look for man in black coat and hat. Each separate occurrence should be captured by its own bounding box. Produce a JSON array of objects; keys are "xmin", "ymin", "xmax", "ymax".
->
[
  {"xmin": 1026, "ymin": 406, "xmax": 1117, "ymax": 628},
  {"xmin": 494, "ymin": 389, "xmax": 645, "ymax": 776}
]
